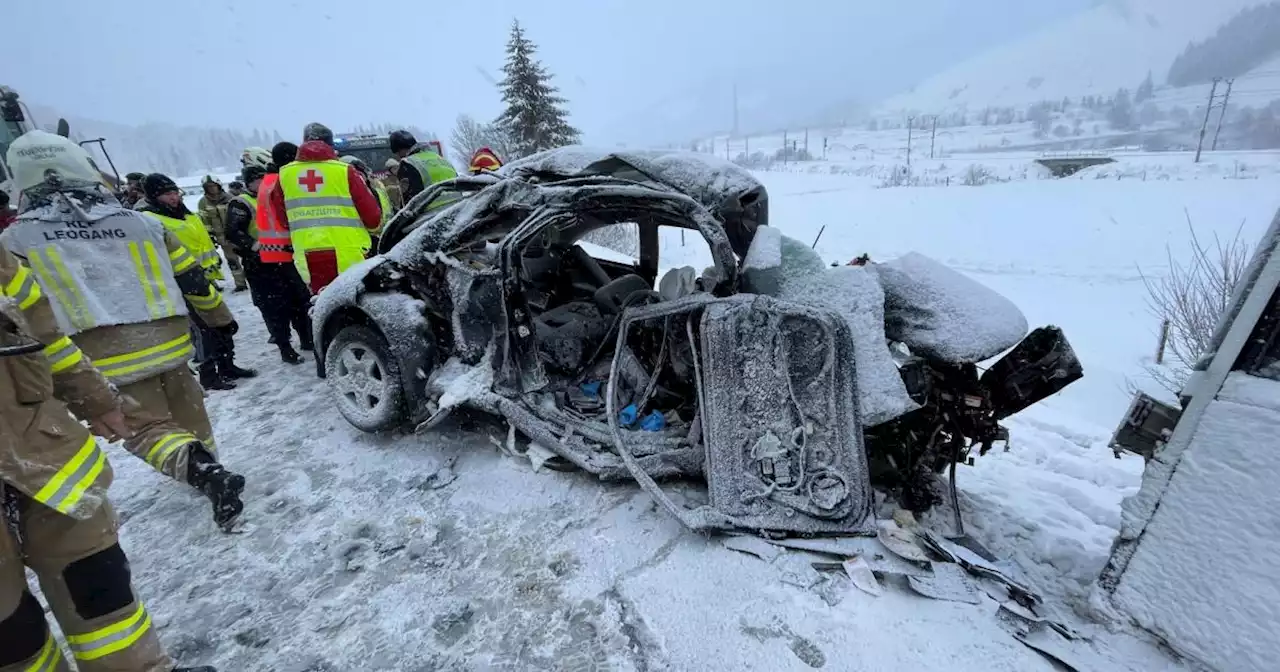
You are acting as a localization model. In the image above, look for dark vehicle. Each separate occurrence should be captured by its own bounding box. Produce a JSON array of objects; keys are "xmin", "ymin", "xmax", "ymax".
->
[{"xmin": 313, "ymin": 146, "xmax": 1081, "ymax": 535}]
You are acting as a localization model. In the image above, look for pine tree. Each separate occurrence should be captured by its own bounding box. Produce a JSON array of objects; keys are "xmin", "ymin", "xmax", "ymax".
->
[
  {"xmin": 494, "ymin": 20, "xmax": 580, "ymax": 158},
  {"xmin": 1135, "ymin": 71, "xmax": 1154, "ymax": 103}
]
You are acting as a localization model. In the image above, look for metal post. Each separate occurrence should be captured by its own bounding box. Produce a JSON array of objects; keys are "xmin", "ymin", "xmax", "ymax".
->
[
  {"xmin": 906, "ymin": 117, "xmax": 914, "ymax": 168},
  {"xmin": 930, "ymin": 116, "xmax": 938, "ymax": 159}
]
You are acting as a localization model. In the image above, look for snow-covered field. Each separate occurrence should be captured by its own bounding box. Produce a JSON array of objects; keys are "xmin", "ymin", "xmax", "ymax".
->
[{"xmin": 99, "ymin": 168, "xmax": 1280, "ymax": 670}]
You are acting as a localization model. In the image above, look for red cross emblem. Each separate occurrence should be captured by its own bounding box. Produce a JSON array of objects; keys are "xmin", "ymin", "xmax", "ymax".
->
[{"xmin": 298, "ymin": 169, "xmax": 325, "ymax": 193}]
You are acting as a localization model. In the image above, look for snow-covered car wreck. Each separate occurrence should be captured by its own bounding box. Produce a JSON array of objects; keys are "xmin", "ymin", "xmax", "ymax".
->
[{"xmin": 313, "ymin": 146, "xmax": 1084, "ymax": 538}]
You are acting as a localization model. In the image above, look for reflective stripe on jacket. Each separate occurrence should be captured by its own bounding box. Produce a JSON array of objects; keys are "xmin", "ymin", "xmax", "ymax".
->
[
  {"xmin": 146, "ymin": 212, "xmax": 224, "ymax": 281},
  {"xmin": 279, "ymin": 159, "xmax": 371, "ymax": 283},
  {"xmin": 255, "ymin": 174, "xmax": 294, "ymax": 263}
]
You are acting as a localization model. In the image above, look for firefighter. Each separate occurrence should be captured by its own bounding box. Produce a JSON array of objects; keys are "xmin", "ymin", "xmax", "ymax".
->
[
  {"xmin": 0, "ymin": 249, "xmax": 218, "ymax": 672},
  {"xmin": 468, "ymin": 146, "xmax": 503, "ymax": 174},
  {"xmin": 268, "ymin": 123, "xmax": 381, "ymax": 294},
  {"xmin": 381, "ymin": 158, "xmax": 405, "ymax": 212},
  {"xmin": 197, "ymin": 175, "xmax": 249, "ymax": 293},
  {"xmin": 389, "ymin": 129, "xmax": 459, "ymax": 203},
  {"xmin": 224, "ymin": 158, "xmax": 313, "ymax": 364},
  {"xmin": 138, "ymin": 173, "xmax": 257, "ymax": 391},
  {"xmin": 0, "ymin": 131, "xmax": 247, "ymax": 529},
  {"xmin": 119, "ymin": 171, "xmax": 146, "ymax": 210}
]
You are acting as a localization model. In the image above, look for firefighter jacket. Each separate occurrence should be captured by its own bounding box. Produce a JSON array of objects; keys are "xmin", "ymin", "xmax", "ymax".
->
[
  {"xmin": 0, "ymin": 247, "xmax": 120, "ymax": 519},
  {"xmin": 0, "ymin": 200, "xmax": 232, "ymax": 388},
  {"xmin": 197, "ymin": 192, "xmax": 232, "ymax": 243}
]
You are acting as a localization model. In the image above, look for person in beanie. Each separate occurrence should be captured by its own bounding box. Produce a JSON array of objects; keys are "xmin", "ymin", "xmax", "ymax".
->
[
  {"xmin": 224, "ymin": 162, "xmax": 313, "ymax": 364},
  {"xmin": 268, "ymin": 123, "xmax": 381, "ymax": 294},
  {"xmin": 260, "ymin": 140, "xmax": 301, "ymax": 349},
  {"xmin": 197, "ymin": 175, "xmax": 249, "ymax": 292},
  {"xmin": 138, "ymin": 174, "xmax": 257, "ymax": 391},
  {"xmin": 0, "ymin": 131, "xmax": 247, "ymax": 530},
  {"xmin": 389, "ymin": 129, "xmax": 459, "ymax": 202}
]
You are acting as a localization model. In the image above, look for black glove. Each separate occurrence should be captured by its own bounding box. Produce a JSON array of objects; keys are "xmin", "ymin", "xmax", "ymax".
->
[{"xmin": 220, "ymin": 320, "xmax": 239, "ymax": 337}]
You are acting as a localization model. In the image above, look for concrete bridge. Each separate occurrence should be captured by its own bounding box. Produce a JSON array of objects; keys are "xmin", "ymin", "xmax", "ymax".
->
[{"xmin": 1034, "ymin": 153, "xmax": 1117, "ymax": 177}]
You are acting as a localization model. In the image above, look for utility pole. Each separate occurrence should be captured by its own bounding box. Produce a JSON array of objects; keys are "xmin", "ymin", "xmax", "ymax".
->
[
  {"xmin": 1195, "ymin": 78, "xmax": 1220, "ymax": 163},
  {"xmin": 732, "ymin": 82, "xmax": 740, "ymax": 138},
  {"xmin": 1212, "ymin": 78, "xmax": 1235, "ymax": 151},
  {"xmin": 906, "ymin": 116, "xmax": 914, "ymax": 167},
  {"xmin": 929, "ymin": 116, "xmax": 938, "ymax": 159}
]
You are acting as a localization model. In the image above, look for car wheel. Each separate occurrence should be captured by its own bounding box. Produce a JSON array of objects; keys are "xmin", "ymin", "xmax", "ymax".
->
[{"xmin": 325, "ymin": 324, "xmax": 406, "ymax": 432}]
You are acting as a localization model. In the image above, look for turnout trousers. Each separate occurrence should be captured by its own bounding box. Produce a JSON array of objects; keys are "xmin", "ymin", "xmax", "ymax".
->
[
  {"xmin": 119, "ymin": 367, "xmax": 217, "ymax": 482},
  {"xmin": 0, "ymin": 486, "xmax": 172, "ymax": 671}
]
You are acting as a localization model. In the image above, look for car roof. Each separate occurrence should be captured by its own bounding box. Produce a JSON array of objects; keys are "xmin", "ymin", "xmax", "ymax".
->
[{"xmin": 384, "ymin": 174, "xmax": 739, "ymax": 283}]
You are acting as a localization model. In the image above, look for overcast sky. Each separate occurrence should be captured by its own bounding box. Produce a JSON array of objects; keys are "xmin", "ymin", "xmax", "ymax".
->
[{"xmin": 3, "ymin": 0, "xmax": 1090, "ymax": 145}]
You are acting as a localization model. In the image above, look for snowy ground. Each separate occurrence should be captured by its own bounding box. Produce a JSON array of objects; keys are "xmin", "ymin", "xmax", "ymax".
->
[{"xmin": 100, "ymin": 170, "xmax": 1280, "ymax": 670}]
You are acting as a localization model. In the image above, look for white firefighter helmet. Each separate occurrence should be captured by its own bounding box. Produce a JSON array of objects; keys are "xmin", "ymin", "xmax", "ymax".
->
[
  {"xmin": 241, "ymin": 146, "xmax": 272, "ymax": 169},
  {"xmin": 5, "ymin": 130, "xmax": 102, "ymax": 195},
  {"xmin": 339, "ymin": 155, "xmax": 370, "ymax": 175}
]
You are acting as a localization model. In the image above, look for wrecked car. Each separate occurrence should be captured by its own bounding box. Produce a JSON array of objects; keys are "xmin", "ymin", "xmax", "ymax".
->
[{"xmin": 313, "ymin": 146, "xmax": 1083, "ymax": 537}]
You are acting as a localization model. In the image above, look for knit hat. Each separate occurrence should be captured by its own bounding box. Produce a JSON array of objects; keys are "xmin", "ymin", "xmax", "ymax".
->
[
  {"xmin": 389, "ymin": 130, "xmax": 416, "ymax": 154},
  {"xmin": 302, "ymin": 122, "xmax": 334, "ymax": 146},
  {"xmin": 271, "ymin": 141, "xmax": 298, "ymax": 169},
  {"xmin": 143, "ymin": 173, "xmax": 180, "ymax": 202}
]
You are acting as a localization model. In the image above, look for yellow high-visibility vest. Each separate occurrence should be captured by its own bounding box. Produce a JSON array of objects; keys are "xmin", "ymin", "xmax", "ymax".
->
[
  {"xmin": 147, "ymin": 211, "xmax": 224, "ymax": 281},
  {"xmin": 234, "ymin": 194, "xmax": 260, "ymax": 240},
  {"xmin": 279, "ymin": 159, "xmax": 371, "ymax": 283}
]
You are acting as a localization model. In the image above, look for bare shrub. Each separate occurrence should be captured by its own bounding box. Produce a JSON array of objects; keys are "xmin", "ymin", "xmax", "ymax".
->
[
  {"xmin": 963, "ymin": 164, "xmax": 996, "ymax": 186},
  {"xmin": 1138, "ymin": 213, "xmax": 1253, "ymax": 394}
]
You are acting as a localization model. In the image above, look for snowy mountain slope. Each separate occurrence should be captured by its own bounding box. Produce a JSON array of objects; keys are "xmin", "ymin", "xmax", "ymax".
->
[{"xmin": 877, "ymin": 0, "xmax": 1273, "ymax": 115}]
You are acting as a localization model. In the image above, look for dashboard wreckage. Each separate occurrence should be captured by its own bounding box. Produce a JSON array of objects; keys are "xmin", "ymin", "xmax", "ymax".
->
[{"xmin": 314, "ymin": 146, "xmax": 1083, "ymax": 538}]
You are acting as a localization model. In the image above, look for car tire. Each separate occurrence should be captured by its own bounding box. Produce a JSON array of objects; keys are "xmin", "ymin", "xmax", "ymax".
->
[{"xmin": 325, "ymin": 324, "xmax": 406, "ymax": 433}]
